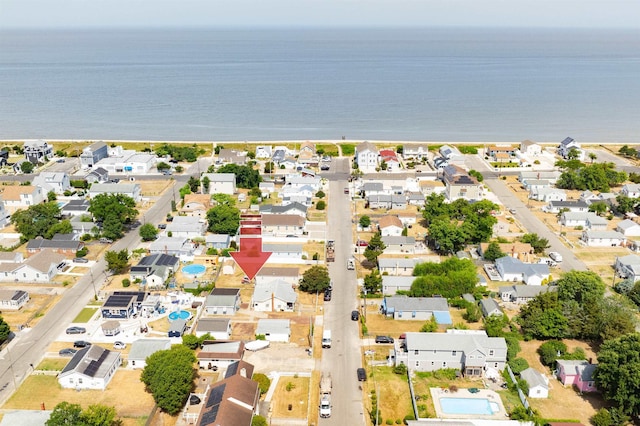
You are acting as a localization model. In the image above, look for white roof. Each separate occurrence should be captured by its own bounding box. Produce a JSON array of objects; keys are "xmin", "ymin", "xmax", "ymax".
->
[{"xmin": 256, "ymin": 319, "xmax": 290, "ymax": 335}]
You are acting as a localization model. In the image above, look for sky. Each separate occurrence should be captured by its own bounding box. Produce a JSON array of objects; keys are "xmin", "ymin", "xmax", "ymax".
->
[{"xmin": 1, "ymin": 0, "xmax": 639, "ymax": 29}]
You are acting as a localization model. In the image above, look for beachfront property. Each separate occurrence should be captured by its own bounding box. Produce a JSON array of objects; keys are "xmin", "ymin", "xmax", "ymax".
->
[
  {"xmin": 355, "ymin": 141, "xmax": 379, "ymax": 172},
  {"xmin": 442, "ymin": 165, "xmax": 482, "ymax": 202},
  {"xmin": 0, "ymin": 185, "xmax": 45, "ymax": 214},
  {"xmin": 201, "ymin": 172, "xmax": 236, "ymax": 195},
  {"xmin": 381, "ymin": 296, "xmax": 452, "ymax": 323},
  {"xmin": 95, "ymin": 146, "xmax": 156, "ymax": 174},
  {"xmin": 23, "ymin": 140, "xmax": 53, "ymax": 164},
  {"xmin": 255, "ymin": 145, "xmax": 272, "ymax": 159},
  {"xmin": 557, "ymin": 137, "xmax": 586, "ymax": 161},
  {"xmin": 519, "ymin": 140, "xmax": 543, "ymax": 156},
  {"xmin": 58, "ymin": 345, "xmax": 121, "ymax": 390},
  {"xmin": 403, "ymin": 144, "xmax": 430, "ymax": 160},
  {"xmin": 217, "ymin": 148, "xmax": 248, "ymax": 165},
  {"xmin": 79, "ymin": 141, "xmax": 109, "ymax": 168},
  {"xmin": 87, "ymin": 183, "xmax": 142, "ymax": 202},
  {"xmin": 394, "ymin": 330, "xmax": 507, "ymax": 376},
  {"xmin": 379, "ymin": 149, "xmax": 401, "ymax": 171}
]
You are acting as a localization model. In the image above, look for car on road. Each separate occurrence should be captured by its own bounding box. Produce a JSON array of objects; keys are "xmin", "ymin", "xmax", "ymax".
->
[
  {"xmin": 158, "ymin": 224, "xmax": 167, "ymax": 229},
  {"xmin": 73, "ymin": 257, "xmax": 89, "ymax": 263},
  {"xmin": 356, "ymin": 240, "xmax": 368, "ymax": 247},
  {"xmin": 351, "ymin": 310, "xmax": 359, "ymax": 321},
  {"xmin": 99, "ymin": 237, "xmax": 114, "ymax": 243},
  {"xmin": 59, "ymin": 348, "xmax": 77, "ymax": 357},
  {"xmin": 113, "ymin": 341, "xmax": 126, "ymax": 350},
  {"xmin": 65, "ymin": 326, "xmax": 86, "ymax": 335},
  {"xmin": 357, "ymin": 367, "xmax": 367, "ymax": 381},
  {"xmin": 323, "ymin": 290, "xmax": 332, "ymax": 301},
  {"xmin": 374, "ymin": 336, "xmax": 394, "ymax": 344},
  {"xmin": 73, "ymin": 340, "xmax": 91, "ymax": 348},
  {"xmin": 56, "ymin": 159, "xmax": 65, "ymax": 163},
  {"xmin": 508, "ymin": 208, "xmax": 517, "ymax": 214}
]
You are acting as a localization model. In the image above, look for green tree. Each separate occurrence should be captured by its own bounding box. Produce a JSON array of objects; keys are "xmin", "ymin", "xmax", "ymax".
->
[
  {"xmin": 102, "ymin": 214, "xmax": 125, "ymax": 240},
  {"xmin": 141, "ymin": 345, "xmax": 196, "ymax": 415},
  {"xmin": 483, "ymin": 241, "xmax": 506, "ymax": 261},
  {"xmin": 21, "ymin": 161, "xmax": 34, "ymax": 173},
  {"xmin": 212, "ymin": 193, "xmax": 236, "ymax": 206},
  {"xmin": 420, "ymin": 317, "xmax": 438, "ymax": 332},
  {"xmin": 591, "ymin": 408, "xmax": 629, "ymax": 426},
  {"xmin": 0, "ymin": 316, "xmax": 10, "ymax": 344},
  {"xmin": 179, "ymin": 184, "xmax": 191, "ymax": 199},
  {"xmin": 105, "ymin": 249, "xmax": 129, "ymax": 274},
  {"xmin": 187, "ymin": 176, "xmax": 200, "ymax": 192},
  {"xmin": 46, "ymin": 402, "xmax": 83, "ymax": 426},
  {"xmin": 595, "ymin": 333, "xmax": 640, "ymax": 416},
  {"xmin": 520, "ymin": 233, "xmax": 550, "ymax": 254},
  {"xmin": 89, "ymin": 194, "xmax": 138, "ymax": 224},
  {"xmin": 589, "ymin": 201, "xmax": 608, "ymax": 216},
  {"xmin": 411, "ymin": 257, "xmax": 477, "ymax": 298},
  {"xmin": 206, "ymin": 204, "xmax": 240, "ymax": 235},
  {"xmin": 537, "ymin": 340, "xmax": 567, "ymax": 366},
  {"xmin": 508, "ymin": 358, "xmax": 529, "ymax": 374},
  {"xmin": 315, "ymin": 190, "xmax": 325, "ymax": 198},
  {"xmin": 363, "ymin": 269, "xmax": 383, "ymax": 294},
  {"xmin": 139, "ymin": 223, "xmax": 158, "ymax": 241},
  {"xmin": 359, "ymin": 215, "xmax": 371, "ymax": 228},
  {"xmin": 615, "ymin": 194, "xmax": 638, "ymax": 214},
  {"xmin": 156, "ymin": 161, "xmax": 171, "ymax": 171},
  {"xmin": 363, "ymin": 232, "xmax": 386, "ymax": 263},
  {"xmin": 469, "ymin": 169, "xmax": 484, "ymax": 182},
  {"xmin": 517, "ymin": 291, "xmax": 568, "ymax": 340},
  {"xmin": 316, "ymin": 200, "xmax": 326, "ymax": 210},
  {"xmin": 201, "ymin": 175, "xmax": 210, "ymax": 193},
  {"xmin": 11, "ymin": 201, "xmax": 64, "ymax": 241},
  {"xmin": 47, "ymin": 190, "xmax": 57, "ymax": 201},
  {"xmin": 588, "ymin": 152, "xmax": 597, "ymax": 163},
  {"xmin": 483, "ymin": 314, "xmax": 509, "ymax": 337},
  {"xmin": 299, "ymin": 265, "xmax": 331, "ymax": 293},
  {"xmin": 401, "ymin": 226, "xmax": 408, "ymax": 236},
  {"xmin": 81, "ymin": 404, "xmax": 120, "ymax": 426},
  {"xmin": 463, "ymin": 304, "xmax": 482, "ymax": 322},
  {"xmin": 217, "ymin": 164, "xmax": 262, "ymax": 188},
  {"xmin": 253, "ymin": 373, "xmax": 271, "ymax": 396},
  {"xmin": 264, "ymin": 162, "xmax": 275, "ymax": 173},
  {"xmin": 252, "ymin": 416, "xmax": 268, "ymax": 426},
  {"xmin": 182, "ymin": 334, "xmax": 200, "ymax": 350}
]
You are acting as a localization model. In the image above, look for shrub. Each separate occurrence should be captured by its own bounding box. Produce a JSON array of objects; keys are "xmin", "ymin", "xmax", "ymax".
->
[
  {"xmin": 508, "ymin": 357, "xmax": 529, "ymax": 374},
  {"xmin": 285, "ymin": 381, "xmax": 295, "ymax": 392},
  {"xmin": 312, "ymin": 252, "xmax": 319, "ymax": 261},
  {"xmin": 404, "ymin": 414, "xmax": 416, "ymax": 424},
  {"xmin": 316, "ymin": 200, "xmax": 326, "ymax": 210},
  {"xmin": 538, "ymin": 340, "xmax": 567, "ymax": 366},
  {"xmin": 396, "ymin": 420, "xmax": 402, "ymax": 425},
  {"xmin": 122, "ymin": 278, "xmax": 131, "ymax": 288},
  {"xmin": 253, "ymin": 373, "xmax": 271, "ymax": 395},
  {"xmin": 393, "ymin": 363, "xmax": 407, "ymax": 375},
  {"xmin": 386, "ymin": 420, "xmax": 394, "ymax": 425},
  {"xmin": 433, "ymin": 368, "xmax": 458, "ymax": 380}
]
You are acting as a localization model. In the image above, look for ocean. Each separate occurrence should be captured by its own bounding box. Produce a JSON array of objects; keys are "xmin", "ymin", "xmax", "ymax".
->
[{"xmin": 0, "ymin": 27, "xmax": 639, "ymax": 142}]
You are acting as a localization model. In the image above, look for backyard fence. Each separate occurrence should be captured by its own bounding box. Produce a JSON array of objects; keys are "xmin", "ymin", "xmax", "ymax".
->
[{"xmin": 505, "ymin": 364, "xmax": 531, "ymax": 411}]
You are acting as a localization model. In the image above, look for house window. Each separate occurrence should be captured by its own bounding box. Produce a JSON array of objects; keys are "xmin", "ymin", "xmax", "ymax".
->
[
  {"xmin": 398, "ymin": 311, "xmax": 403, "ymax": 318},
  {"xmin": 494, "ymin": 363, "xmax": 499, "ymax": 368},
  {"xmin": 414, "ymin": 350, "xmax": 419, "ymax": 355},
  {"xmin": 489, "ymin": 350, "xmax": 494, "ymax": 356},
  {"xmin": 452, "ymin": 351, "xmax": 457, "ymax": 356},
  {"xmin": 412, "ymin": 311, "xmax": 416, "ymax": 318},
  {"xmin": 415, "ymin": 361, "xmax": 419, "ymax": 367},
  {"xmin": 431, "ymin": 362, "xmax": 435, "ymax": 366},
  {"xmin": 442, "ymin": 362, "xmax": 447, "ymax": 368}
]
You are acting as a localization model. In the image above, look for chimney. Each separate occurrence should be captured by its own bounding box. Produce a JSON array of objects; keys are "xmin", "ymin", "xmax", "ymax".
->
[{"xmin": 240, "ymin": 367, "xmax": 247, "ymax": 378}]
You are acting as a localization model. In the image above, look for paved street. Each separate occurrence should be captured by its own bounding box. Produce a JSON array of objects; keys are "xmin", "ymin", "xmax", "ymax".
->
[
  {"xmin": 0, "ymin": 158, "xmax": 209, "ymax": 406},
  {"xmin": 319, "ymin": 157, "xmax": 366, "ymax": 425}
]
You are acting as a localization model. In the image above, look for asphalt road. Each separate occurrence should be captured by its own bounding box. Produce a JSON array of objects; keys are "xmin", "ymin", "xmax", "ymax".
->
[
  {"xmin": 0, "ymin": 157, "xmax": 209, "ymax": 406},
  {"xmin": 320, "ymin": 157, "xmax": 366, "ymax": 425}
]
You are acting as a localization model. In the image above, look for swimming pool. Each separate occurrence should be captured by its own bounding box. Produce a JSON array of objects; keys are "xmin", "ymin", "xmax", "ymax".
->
[
  {"xmin": 168, "ymin": 310, "xmax": 192, "ymax": 321},
  {"xmin": 182, "ymin": 264, "xmax": 206, "ymax": 276},
  {"xmin": 439, "ymin": 398, "xmax": 499, "ymax": 415}
]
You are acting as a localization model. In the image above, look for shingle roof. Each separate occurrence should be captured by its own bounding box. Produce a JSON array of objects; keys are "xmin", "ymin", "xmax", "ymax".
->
[
  {"xmin": 379, "ymin": 215, "xmax": 402, "ymax": 229},
  {"xmin": 256, "ymin": 319, "xmax": 290, "ymax": 336},
  {"xmin": 521, "ymin": 368, "xmax": 548, "ymax": 389},
  {"xmin": 384, "ymin": 296, "xmax": 449, "ymax": 312},
  {"xmin": 253, "ymin": 280, "xmax": 297, "ymax": 303},
  {"xmin": 60, "ymin": 345, "xmax": 120, "ymax": 379}
]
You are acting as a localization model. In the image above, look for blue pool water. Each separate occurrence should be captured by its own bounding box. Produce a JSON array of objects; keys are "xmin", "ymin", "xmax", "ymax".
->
[
  {"xmin": 182, "ymin": 264, "xmax": 206, "ymax": 275},
  {"xmin": 168, "ymin": 310, "xmax": 191, "ymax": 321},
  {"xmin": 439, "ymin": 398, "xmax": 497, "ymax": 415}
]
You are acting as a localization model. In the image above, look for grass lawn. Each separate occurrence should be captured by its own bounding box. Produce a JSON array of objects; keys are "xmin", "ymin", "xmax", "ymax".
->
[
  {"xmin": 3, "ymin": 370, "xmax": 154, "ymax": 419},
  {"xmin": 363, "ymin": 309, "xmax": 426, "ymax": 339},
  {"xmin": 365, "ymin": 367, "xmax": 414, "ymax": 424},
  {"xmin": 73, "ymin": 307, "xmax": 98, "ymax": 323},
  {"xmin": 36, "ymin": 358, "xmax": 68, "ymax": 371},
  {"xmin": 271, "ymin": 376, "xmax": 310, "ymax": 418}
]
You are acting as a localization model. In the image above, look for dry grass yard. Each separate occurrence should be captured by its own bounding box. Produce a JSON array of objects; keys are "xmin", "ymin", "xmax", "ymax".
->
[
  {"xmin": 271, "ymin": 376, "xmax": 310, "ymax": 418},
  {"xmin": 363, "ymin": 308, "xmax": 426, "ymax": 339},
  {"xmin": 364, "ymin": 366, "xmax": 414, "ymax": 423},
  {"xmin": 138, "ymin": 180, "xmax": 172, "ymax": 197},
  {"xmin": 0, "ymin": 292, "xmax": 59, "ymax": 329}
]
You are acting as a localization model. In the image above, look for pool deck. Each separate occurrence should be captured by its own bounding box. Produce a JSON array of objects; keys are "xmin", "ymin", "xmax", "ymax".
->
[{"xmin": 430, "ymin": 387, "xmax": 507, "ymax": 420}]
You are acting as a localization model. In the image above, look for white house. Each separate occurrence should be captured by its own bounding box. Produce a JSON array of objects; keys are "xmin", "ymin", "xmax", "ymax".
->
[
  {"xmin": 255, "ymin": 319, "xmax": 291, "ymax": 342},
  {"xmin": 617, "ymin": 219, "xmax": 640, "ymax": 237},
  {"xmin": 519, "ymin": 140, "xmax": 542, "ymax": 156},
  {"xmin": 403, "ymin": 144, "xmax": 430, "ymax": 160},
  {"xmin": 614, "ymin": 254, "xmax": 640, "ymax": 282},
  {"xmin": 581, "ymin": 230, "xmax": 626, "ymax": 247},
  {"xmin": 205, "ymin": 288, "xmax": 241, "ymax": 315},
  {"xmin": 559, "ymin": 212, "xmax": 607, "ymax": 230},
  {"xmin": 165, "ymin": 216, "xmax": 207, "ymax": 239},
  {"xmin": 0, "ymin": 249, "xmax": 67, "ymax": 283},
  {"xmin": 0, "ymin": 198, "xmax": 11, "ymax": 229},
  {"xmin": 355, "ymin": 141, "xmax": 379, "ymax": 172},
  {"xmin": 263, "ymin": 243, "xmax": 304, "ymax": 262},
  {"xmin": 88, "ymin": 183, "xmax": 142, "ymax": 202},
  {"xmin": 382, "ymin": 276, "xmax": 415, "ymax": 295},
  {"xmin": 382, "ymin": 236, "xmax": 416, "ymax": 254},
  {"xmin": 261, "ymin": 214, "xmax": 305, "ymax": 237},
  {"xmin": 24, "ymin": 140, "xmax": 53, "ymax": 164},
  {"xmin": 521, "ymin": 368, "xmax": 549, "ymax": 398},
  {"xmin": 0, "ymin": 289, "xmax": 29, "ymax": 310},
  {"xmin": 31, "ymin": 172, "xmax": 71, "ymax": 195},
  {"xmin": 127, "ymin": 339, "xmax": 172, "ymax": 369},
  {"xmin": 557, "ymin": 137, "xmax": 585, "ymax": 161},
  {"xmin": 544, "ymin": 200, "xmax": 589, "ymax": 214},
  {"xmin": 197, "ymin": 340, "xmax": 245, "ymax": 370},
  {"xmin": 149, "ymin": 237, "xmax": 196, "ymax": 259},
  {"xmin": 95, "ymin": 146, "xmax": 156, "ymax": 174},
  {"xmin": 255, "ymin": 266, "xmax": 300, "ymax": 287},
  {"xmin": 195, "ymin": 318, "xmax": 232, "ymax": 340},
  {"xmin": 379, "ymin": 215, "xmax": 403, "ymax": 237},
  {"xmin": 494, "ymin": 256, "xmax": 550, "ymax": 286},
  {"xmin": 621, "ymin": 183, "xmax": 640, "ymax": 199},
  {"xmin": 58, "ymin": 345, "xmax": 121, "ymax": 390},
  {"xmin": 530, "ymin": 187, "xmax": 567, "ymax": 202},
  {"xmin": 378, "ymin": 258, "xmax": 419, "ymax": 276},
  {"xmin": 255, "ymin": 145, "xmax": 273, "ymax": 159},
  {"xmin": 252, "ymin": 280, "xmax": 297, "ymax": 312},
  {"xmin": 202, "ymin": 173, "xmax": 236, "ymax": 195},
  {"xmin": 498, "ymin": 285, "xmax": 552, "ymax": 304},
  {"xmin": 1, "ymin": 185, "xmax": 45, "ymax": 214}
]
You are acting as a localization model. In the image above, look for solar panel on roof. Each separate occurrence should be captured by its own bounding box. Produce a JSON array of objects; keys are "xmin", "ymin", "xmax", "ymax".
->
[
  {"xmin": 206, "ymin": 383, "xmax": 226, "ymax": 408},
  {"xmin": 225, "ymin": 361, "xmax": 239, "ymax": 378},
  {"xmin": 201, "ymin": 407, "xmax": 219, "ymax": 425}
]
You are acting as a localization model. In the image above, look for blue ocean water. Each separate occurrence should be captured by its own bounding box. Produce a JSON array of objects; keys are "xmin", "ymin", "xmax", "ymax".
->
[{"xmin": 0, "ymin": 28, "xmax": 639, "ymax": 142}]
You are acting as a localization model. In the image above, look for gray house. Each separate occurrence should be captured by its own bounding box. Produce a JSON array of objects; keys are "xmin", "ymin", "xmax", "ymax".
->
[
  {"xmin": 498, "ymin": 285, "xmax": 553, "ymax": 304},
  {"xmin": 129, "ymin": 254, "xmax": 179, "ymax": 288},
  {"xmin": 381, "ymin": 236, "xmax": 416, "ymax": 254},
  {"xmin": 381, "ymin": 296, "xmax": 452, "ymax": 323},
  {"xmin": 80, "ymin": 141, "xmax": 109, "ymax": 169},
  {"xmin": 394, "ymin": 331, "xmax": 507, "ymax": 376},
  {"xmin": 205, "ymin": 288, "xmax": 241, "ymax": 315},
  {"xmin": 479, "ymin": 298, "xmax": 503, "ymax": 317},
  {"xmin": 381, "ymin": 276, "xmax": 415, "ymax": 295}
]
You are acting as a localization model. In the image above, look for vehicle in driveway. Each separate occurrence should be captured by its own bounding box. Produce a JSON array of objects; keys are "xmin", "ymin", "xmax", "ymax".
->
[
  {"xmin": 356, "ymin": 240, "xmax": 368, "ymax": 247},
  {"xmin": 320, "ymin": 164, "xmax": 330, "ymax": 171},
  {"xmin": 66, "ymin": 326, "xmax": 86, "ymax": 334},
  {"xmin": 374, "ymin": 336, "xmax": 394, "ymax": 344},
  {"xmin": 357, "ymin": 367, "xmax": 367, "ymax": 381},
  {"xmin": 113, "ymin": 341, "xmax": 126, "ymax": 349},
  {"xmin": 99, "ymin": 237, "xmax": 114, "ymax": 243},
  {"xmin": 323, "ymin": 290, "xmax": 332, "ymax": 301},
  {"xmin": 351, "ymin": 310, "xmax": 359, "ymax": 321},
  {"xmin": 158, "ymin": 224, "xmax": 167, "ymax": 229},
  {"xmin": 59, "ymin": 348, "xmax": 77, "ymax": 357},
  {"xmin": 73, "ymin": 257, "xmax": 89, "ymax": 263},
  {"xmin": 73, "ymin": 340, "xmax": 91, "ymax": 348}
]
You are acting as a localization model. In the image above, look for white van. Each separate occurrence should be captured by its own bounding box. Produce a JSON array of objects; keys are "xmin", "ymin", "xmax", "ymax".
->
[{"xmin": 322, "ymin": 330, "xmax": 332, "ymax": 348}]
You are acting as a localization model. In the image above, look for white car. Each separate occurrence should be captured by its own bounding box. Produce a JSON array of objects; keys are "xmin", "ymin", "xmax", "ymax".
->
[{"xmin": 113, "ymin": 341, "xmax": 126, "ymax": 350}]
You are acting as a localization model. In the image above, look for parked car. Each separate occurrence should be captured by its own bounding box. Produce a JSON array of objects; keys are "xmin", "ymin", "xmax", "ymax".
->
[
  {"xmin": 56, "ymin": 159, "xmax": 65, "ymax": 163},
  {"xmin": 374, "ymin": 336, "xmax": 394, "ymax": 344},
  {"xmin": 66, "ymin": 326, "xmax": 86, "ymax": 335},
  {"xmin": 320, "ymin": 164, "xmax": 330, "ymax": 171},
  {"xmin": 323, "ymin": 290, "xmax": 332, "ymax": 301},
  {"xmin": 73, "ymin": 257, "xmax": 89, "ymax": 263},
  {"xmin": 357, "ymin": 367, "xmax": 367, "ymax": 381},
  {"xmin": 113, "ymin": 341, "xmax": 126, "ymax": 350},
  {"xmin": 356, "ymin": 240, "xmax": 368, "ymax": 247},
  {"xmin": 351, "ymin": 310, "xmax": 360, "ymax": 321},
  {"xmin": 158, "ymin": 224, "xmax": 167, "ymax": 229},
  {"xmin": 73, "ymin": 340, "xmax": 91, "ymax": 348},
  {"xmin": 99, "ymin": 237, "xmax": 114, "ymax": 243},
  {"xmin": 59, "ymin": 348, "xmax": 77, "ymax": 357}
]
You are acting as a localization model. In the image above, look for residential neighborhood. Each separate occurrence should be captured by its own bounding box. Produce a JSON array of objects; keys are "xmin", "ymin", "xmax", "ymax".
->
[{"xmin": 0, "ymin": 139, "xmax": 639, "ymax": 426}]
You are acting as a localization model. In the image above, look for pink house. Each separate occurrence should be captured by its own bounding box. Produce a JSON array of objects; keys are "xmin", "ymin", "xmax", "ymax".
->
[{"xmin": 556, "ymin": 359, "xmax": 598, "ymax": 392}]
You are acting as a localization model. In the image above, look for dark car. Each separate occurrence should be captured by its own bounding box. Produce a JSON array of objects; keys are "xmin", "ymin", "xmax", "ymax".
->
[
  {"xmin": 351, "ymin": 310, "xmax": 359, "ymax": 321},
  {"xmin": 323, "ymin": 290, "xmax": 332, "ymax": 301},
  {"xmin": 375, "ymin": 336, "xmax": 394, "ymax": 344},
  {"xmin": 158, "ymin": 224, "xmax": 167, "ymax": 229},
  {"xmin": 73, "ymin": 340, "xmax": 91, "ymax": 348},
  {"xmin": 320, "ymin": 164, "xmax": 330, "ymax": 171},
  {"xmin": 357, "ymin": 367, "xmax": 367, "ymax": 381},
  {"xmin": 66, "ymin": 326, "xmax": 86, "ymax": 335},
  {"xmin": 59, "ymin": 348, "xmax": 77, "ymax": 357}
]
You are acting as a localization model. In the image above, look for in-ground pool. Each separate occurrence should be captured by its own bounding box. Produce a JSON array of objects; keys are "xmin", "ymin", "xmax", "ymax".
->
[
  {"xmin": 182, "ymin": 264, "xmax": 206, "ymax": 276},
  {"xmin": 168, "ymin": 310, "xmax": 192, "ymax": 321},
  {"xmin": 439, "ymin": 398, "xmax": 499, "ymax": 415}
]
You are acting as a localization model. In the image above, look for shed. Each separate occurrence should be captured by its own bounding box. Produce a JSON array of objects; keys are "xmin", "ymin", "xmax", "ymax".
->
[
  {"xmin": 521, "ymin": 367, "xmax": 549, "ymax": 398},
  {"xmin": 101, "ymin": 320, "xmax": 121, "ymax": 337},
  {"xmin": 168, "ymin": 319, "xmax": 188, "ymax": 337}
]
